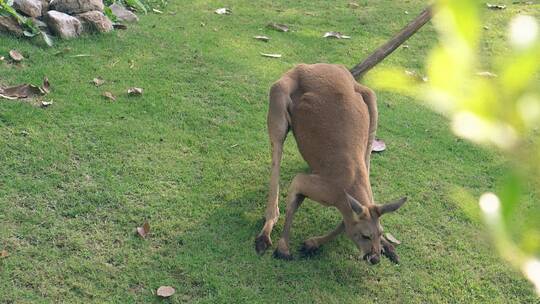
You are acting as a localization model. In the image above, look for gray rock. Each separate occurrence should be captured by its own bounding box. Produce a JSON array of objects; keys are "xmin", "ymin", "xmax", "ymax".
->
[
  {"xmin": 77, "ymin": 11, "xmax": 113, "ymax": 33},
  {"xmin": 13, "ymin": 0, "xmax": 43, "ymax": 17},
  {"xmin": 110, "ymin": 3, "xmax": 139, "ymax": 23},
  {"xmin": 40, "ymin": 0, "xmax": 49, "ymax": 15},
  {"xmin": 45, "ymin": 10, "xmax": 82, "ymax": 39},
  {"xmin": 0, "ymin": 16, "xmax": 24, "ymax": 37},
  {"xmin": 50, "ymin": 0, "xmax": 104, "ymax": 14}
]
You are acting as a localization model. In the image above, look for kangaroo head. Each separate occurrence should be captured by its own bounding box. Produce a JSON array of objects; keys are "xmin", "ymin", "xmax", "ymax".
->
[{"xmin": 343, "ymin": 193, "xmax": 407, "ymax": 265}]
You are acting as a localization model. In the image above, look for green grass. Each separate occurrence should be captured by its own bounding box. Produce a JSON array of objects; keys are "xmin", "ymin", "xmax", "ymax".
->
[{"xmin": 1, "ymin": 0, "xmax": 539, "ymax": 303}]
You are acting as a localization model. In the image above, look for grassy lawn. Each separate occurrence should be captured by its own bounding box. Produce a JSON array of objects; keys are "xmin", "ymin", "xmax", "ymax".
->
[{"xmin": 1, "ymin": 0, "xmax": 539, "ymax": 302}]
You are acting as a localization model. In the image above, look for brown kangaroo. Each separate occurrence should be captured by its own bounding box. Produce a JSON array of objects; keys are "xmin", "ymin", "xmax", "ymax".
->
[{"xmin": 254, "ymin": 63, "xmax": 407, "ymax": 264}]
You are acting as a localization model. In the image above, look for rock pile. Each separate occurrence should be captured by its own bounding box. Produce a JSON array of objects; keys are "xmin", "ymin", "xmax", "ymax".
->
[{"xmin": 0, "ymin": 0, "xmax": 139, "ymax": 39}]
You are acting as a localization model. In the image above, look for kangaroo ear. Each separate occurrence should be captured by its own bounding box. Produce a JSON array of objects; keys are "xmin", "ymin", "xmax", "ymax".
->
[
  {"xmin": 378, "ymin": 197, "xmax": 407, "ymax": 215},
  {"xmin": 345, "ymin": 192, "xmax": 367, "ymax": 216}
]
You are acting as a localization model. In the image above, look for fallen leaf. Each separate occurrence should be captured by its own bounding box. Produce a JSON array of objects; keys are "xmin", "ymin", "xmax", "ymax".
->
[
  {"xmin": 253, "ymin": 35, "xmax": 270, "ymax": 42},
  {"xmin": 152, "ymin": 8, "xmax": 163, "ymax": 14},
  {"xmin": 476, "ymin": 71, "xmax": 498, "ymax": 78},
  {"xmin": 156, "ymin": 286, "xmax": 175, "ymax": 298},
  {"xmin": 215, "ymin": 8, "xmax": 232, "ymax": 15},
  {"xmin": 385, "ymin": 233, "xmax": 401, "ymax": 245},
  {"xmin": 0, "ymin": 78, "xmax": 49, "ymax": 100},
  {"xmin": 40, "ymin": 100, "xmax": 53, "ymax": 108},
  {"xmin": 129, "ymin": 60, "xmax": 135, "ymax": 69},
  {"xmin": 41, "ymin": 77, "xmax": 50, "ymax": 94},
  {"xmin": 9, "ymin": 50, "xmax": 24, "ymax": 62},
  {"xmin": 0, "ymin": 56, "xmax": 4, "ymax": 61},
  {"xmin": 260, "ymin": 53, "xmax": 282, "ymax": 58},
  {"xmin": 402, "ymin": 44, "xmax": 410, "ymax": 49},
  {"xmin": 405, "ymin": 70, "xmax": 428, "ymax": 82},
  {"xmin": 486, "ymin": 3, "xmax": 506, "ymax": 9},
  {"xmin": 0, "ymin": 250, "xmax": 8, "ymax": 258},
  {"xmin": 136, "ymin": 221, "xmax": 150, "ymax": 238},
  {"xmin": 348, "ymin": 2, "xmax": 359, "ymax": 9},
  {"xmin": 93, "ymin": 77, "xmax": 105, "ymax": 87},
  {"xmin": 267, "ymin": 22, "xmax": 289, "ymax": 32},
  {"xmin": 70, "ymin": 54, "xmax": 93, "ymax": 58},
  {"xmin": 404, "ymin": 10, "xmax": 409, "ymax": 14},
  {"xmin": 372, "ymin": 138, "xmax": 386, "ymax": 152},
  {"xmin": 484, "ymin": 25, "xmax": 490, "ymax": 30},
  {"xmin": 113, "ymin": 23, "xmax": 128, "ymax": 30},
  {"xmin": 323, "ymin": 31, "xmax": 351, "ymax": 39},
  {"xmin": 128, "ymin": 87, "xmax": 143, "ymax": 96},
  {"xmin": 102, "ymin": 91, "xmax": 116, "ymax": 101}
]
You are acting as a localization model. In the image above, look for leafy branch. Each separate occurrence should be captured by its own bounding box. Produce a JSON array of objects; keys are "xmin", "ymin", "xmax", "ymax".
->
[{"xmin": 368, "ymin": 0, "xmax": 539, "ymax": 295}]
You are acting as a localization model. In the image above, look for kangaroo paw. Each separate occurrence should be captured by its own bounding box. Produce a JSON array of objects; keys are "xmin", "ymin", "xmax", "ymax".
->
[{"xmin": 255, "ymin": 234, "xmax": 272, "ymax": 255}]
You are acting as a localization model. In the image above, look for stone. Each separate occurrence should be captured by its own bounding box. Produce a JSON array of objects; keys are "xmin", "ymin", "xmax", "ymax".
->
[
  {"xmin": 40, "ymin": 0, "xmax": 49, "ymax": 15},
  {"xmin": 13, "ymin": 0, "xmax": 43, "ymax": 17},
  {"xmin": 77, "ymin": 11, "xmax": 113, "ymax": 33},
  {"xmin": 0, "ymin": 16, "xmax": 24, "ymax": 37},
  {"xmin": 50, "ymin": 0, "xmax": 104, "ymax": 14},
  {"xmin": 45, "ymin": 10, "xmax": 82, "ymax": 39},
  {"xmin": 109, "ymin": 3, "xmax": 139, "ymax": 23}
]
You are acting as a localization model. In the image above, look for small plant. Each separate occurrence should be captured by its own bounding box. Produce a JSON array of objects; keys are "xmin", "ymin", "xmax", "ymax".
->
[{"xmin": 0, "ymin": 0, "xmax": 52, "ymax": 46}]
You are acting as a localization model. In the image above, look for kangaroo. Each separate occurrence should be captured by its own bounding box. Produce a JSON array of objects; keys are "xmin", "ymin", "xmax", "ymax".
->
[{"xmin": 254, "ymin": 63, "xmax": 407, "ymax": 264}]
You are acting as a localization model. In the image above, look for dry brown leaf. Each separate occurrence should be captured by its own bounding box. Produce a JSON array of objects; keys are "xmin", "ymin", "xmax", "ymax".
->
[
  {"xmin": 0, "ymin": 250, "xmax": 8, "ymax": 258},
  {"xmin": 253, "ymin": 35, "xmax": 270, "ymax": 42},
  {"xmin": 348, "ymin": 2, "xmax": 359, "ymax": 9},
  {"xmin": 136, "ymin": 221, "xmax": 150, "ymax": 238},
  {"xmin": 385, "ymin": 233, "xmax": 401, "ymax": 245},
  {"xmin": 93, "ymin": 77, "xmax": 105, "ymax": 87},
  {"xmin": 215, "ymin": 8, "xmax": 232, "ymax": 15},
  {"xmin": 113, "ymin": 23, "xmax": 128, "ymax": 30},
  {"xmin": 0, "ymin": 77, "xmax": 49, "ymax": 100},
  {"xmin": 9, "ymin": 50, "xmax": 24, "ymax": 62},
  {"xmin": 323, "ymin": 31, "xmax": 351, "ymax": 39},
  {"xmin": 267, "ymin": 23, "xmax": 289, "ymax": 32},
  {"xmin": 102, "ymin": 91, "xmax": 116, "ymax": 101},
  {"xmin": 260, "ymin": 53, "xmax": 282, "ymax": 58},
  {"xmin": 40, "ymin": 100, "xmax": 53, "ymax": 108},
  {"xmin": 486, "ymin": 3, "xmax": 506, "ymax": 9},
  {"xmin": 156, "ymin": 286, "xmax": 175, "ymax": 298},
  {"xmin": 42, "ymin": 77, "xmax": 50, "ymax": 94},
  {"xmin": 372, "ymin": 138, "xmax": 386, "ymax": 153},
  {"xmin": 127, "ymin": 87, "xmax": 143, "ymax": 96}
]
